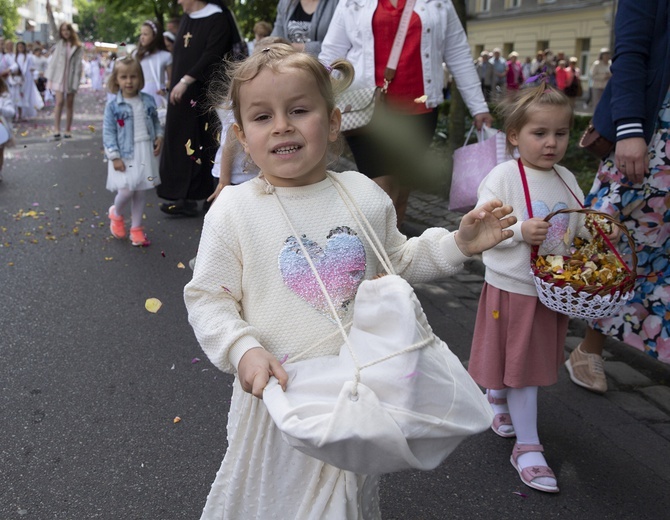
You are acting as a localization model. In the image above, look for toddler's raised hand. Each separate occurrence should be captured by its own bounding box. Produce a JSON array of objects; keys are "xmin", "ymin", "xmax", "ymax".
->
[
  {"xmin": 455, "ymin": 199, "xmax": 516, "ymax": 256},
  {"xmin": 238, "ymin": 347, "xmax": 288, "ymax": 399},
  {"xmin": 521, "ymin": 218, "xmax": 550, "ymax": 245}
]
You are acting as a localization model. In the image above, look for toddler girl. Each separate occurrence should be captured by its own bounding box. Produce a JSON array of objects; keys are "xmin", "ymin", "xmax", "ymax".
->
[
  {"xmin": 0, "ymin": 77, "xmax": 15, "ymax": 182},
  {"xmin": 103, "ymin": 57, "xmax": 162, "ymax": 247},
  {"xmin": 184, "ymin": 43, "xmax": 516, "ymax": 518},
  {"xmin": 468, "ymin": 83, "xmax": 609, "ymax": 493}
]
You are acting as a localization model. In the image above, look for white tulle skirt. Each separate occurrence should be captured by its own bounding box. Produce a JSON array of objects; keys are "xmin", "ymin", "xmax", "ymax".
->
[{"xmin": 106, "ymin": 139, "xmax": 160, "ymax": 192}]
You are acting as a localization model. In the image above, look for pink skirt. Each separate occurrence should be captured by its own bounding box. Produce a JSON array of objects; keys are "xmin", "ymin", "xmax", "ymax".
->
[{"xmin": 468, "ymin": 283, "xmax": 569, "ymax": 389}]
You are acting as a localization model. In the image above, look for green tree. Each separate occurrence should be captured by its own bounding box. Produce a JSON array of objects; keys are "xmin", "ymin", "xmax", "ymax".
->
[
  {"xmin": 0, "ymin": 0, "xmax": 24, "ymax": 37},
  {"xmin": 74, "ymin": 0, "xmax": 182, "ymax": 43},
  {"xmin": 231, "ymin": 0, "xmax": 277, "ymax": 40}
]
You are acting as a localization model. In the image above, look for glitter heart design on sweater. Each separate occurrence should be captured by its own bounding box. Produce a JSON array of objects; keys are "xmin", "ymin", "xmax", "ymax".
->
[
  {"xmin": 528, "ymin": 200, "xmax": 570, "ymax": 251},
  {"xmin": 279, "ymin": 226, "xmax": 366, "ymax": 321}
]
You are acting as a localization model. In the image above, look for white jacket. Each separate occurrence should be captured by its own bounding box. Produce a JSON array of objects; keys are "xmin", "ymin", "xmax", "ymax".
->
[{"xmin": 319, "ymin": 0, "xmax": 488, "ymax": 115}]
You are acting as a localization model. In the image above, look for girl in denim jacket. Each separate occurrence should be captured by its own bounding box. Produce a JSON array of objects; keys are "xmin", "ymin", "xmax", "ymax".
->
[{"xmin": 103, "ymin": 57, "xmax": 163, "ymax": 247}]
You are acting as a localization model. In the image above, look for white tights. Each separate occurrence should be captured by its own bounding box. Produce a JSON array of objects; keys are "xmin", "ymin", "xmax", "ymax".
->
[
  {"xmin": 114, "ymin": 188, "xmax": 146, "ymax": 229},
  {"xmin": 493, "ymin": 386, "xmax": 556, "ymax": 487}
]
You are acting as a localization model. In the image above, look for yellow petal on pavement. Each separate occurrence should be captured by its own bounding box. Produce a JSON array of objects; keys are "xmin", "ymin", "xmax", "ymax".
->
[
  {"xmin": 88, "ymin": 125, "xmax": 96, "ymax": 132},
  {"xmin": 185, "ymin": 139, "xmax": 194, "ymax": 156},
  {"xmin": 177, "ymin": 262, "xmax": 185, "ymax": 269},
  {"xmin": 173, "ymin": 416, "xmax": 182, "ymax": 424},
  {"xmin": 145, "ymin": 297, "xmax": 163, "ymax": 313}
]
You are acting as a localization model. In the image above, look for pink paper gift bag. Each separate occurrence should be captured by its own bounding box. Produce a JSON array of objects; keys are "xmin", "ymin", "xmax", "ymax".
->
[{"xmin": 449, "ymin": 126, "xmax": 509, "ymax": 213}]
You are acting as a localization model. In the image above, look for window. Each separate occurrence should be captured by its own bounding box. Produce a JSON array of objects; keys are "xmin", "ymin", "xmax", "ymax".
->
[
  {"xmin": 480, "ymin": 0, "xmax": 491, "ymax": 12},
  {"xmin": 577, "ymin": 38, "xmax": 591, "ymax": 77},
  {"xmin": 505, "ymin": 0, "xmax": 521, "ymax": 8}
]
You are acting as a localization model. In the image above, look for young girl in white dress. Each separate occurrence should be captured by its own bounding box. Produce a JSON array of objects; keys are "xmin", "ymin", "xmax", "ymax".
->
[
  {"xmin": 133, "ymin": 20, "xmax": 172, "ymax": 111},
  {"xmin": 14, "ymin": 41, "xmax": 43, "ymax": 121},
  {"xmin": 0, "ymin": 77, "xmax": 16, "ymax": 182},
  {"xmin": 184, "ymin": 44, "xmax": 516, "ymax": 519},
  {"xmin": 102, "ymin": 57, "xmax": 163, "ymax": 247}
]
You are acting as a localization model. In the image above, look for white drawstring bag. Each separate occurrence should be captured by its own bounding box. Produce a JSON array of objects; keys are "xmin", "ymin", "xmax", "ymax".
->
[{"xmin": 263, "ymin": 175, "xmax": 493, "ymax": 475}]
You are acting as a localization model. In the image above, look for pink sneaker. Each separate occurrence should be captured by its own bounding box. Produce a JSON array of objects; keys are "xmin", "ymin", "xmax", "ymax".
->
[
  {"xmin": 130, "ymin": 226, "xmax": 151, "ymax": 247},
  {"xmin": 108, "ymin": 205, "xmax": 126, "ymax": 239}
]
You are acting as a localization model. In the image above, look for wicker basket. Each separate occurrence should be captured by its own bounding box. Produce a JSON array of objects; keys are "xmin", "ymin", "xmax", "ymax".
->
[{"xmin": 530, "ymin": 208, "xmax": 637, "ymax": 320}]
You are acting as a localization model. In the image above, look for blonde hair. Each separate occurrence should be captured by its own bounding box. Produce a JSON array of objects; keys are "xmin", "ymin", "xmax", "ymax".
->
[
  {"xmin": 496, "ymin": 82, "xmax": 573, "ymax": 155},
  {"xmin": 225, "ymin": 43, "xmax": 354, "ymax": 128},
  {"xmin": 106, "ymin": 57, "xmax": 145, "ymax": 94}
]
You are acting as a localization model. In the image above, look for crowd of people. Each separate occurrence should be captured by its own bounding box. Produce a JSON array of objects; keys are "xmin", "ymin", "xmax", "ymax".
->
[
  {"xmin": 2, "ymin": 0, "xmax": 668, "ymax": 516},
  {"xmin": 475, "ymin": 46, "xmax": 611, "ymax": 109}
]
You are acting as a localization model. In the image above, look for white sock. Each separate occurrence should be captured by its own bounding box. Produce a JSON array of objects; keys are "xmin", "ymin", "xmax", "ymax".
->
[
  {"xmin": 508, "ymin": 386, "xmax": 556, "ymax": 488},
  {"xmin": 488, "ymin": 388, "xmax": 514, "ymax": 434}
]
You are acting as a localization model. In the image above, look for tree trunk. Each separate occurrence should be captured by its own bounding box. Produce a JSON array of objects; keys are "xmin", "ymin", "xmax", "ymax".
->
[
  {"xmin": 445, "ymin": 0, "xmax": 469, "ymax": 197},
  {"xmin": 46, "ymin": 0, "xmax": 58, "ymax": 42}
]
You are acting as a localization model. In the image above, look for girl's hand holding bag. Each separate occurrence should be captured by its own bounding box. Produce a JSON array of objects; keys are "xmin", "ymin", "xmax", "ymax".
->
[
  {"xmin": 263, "ymin": 174, "xmax": 494, "ymax": 475},
  {"xmin": 449, "ymin": 125, "xmax": 511, "ymax": 213}
]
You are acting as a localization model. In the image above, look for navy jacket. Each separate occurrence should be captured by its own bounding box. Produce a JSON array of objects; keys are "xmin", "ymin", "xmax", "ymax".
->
[{"xmin": 593, "ymin": 0, "xmax": 670, "ymax": 144}]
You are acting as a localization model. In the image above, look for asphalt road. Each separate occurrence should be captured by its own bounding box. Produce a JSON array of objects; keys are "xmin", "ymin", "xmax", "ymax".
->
[{"xmin": 1, "ymin": 88, "xmax": 669, "ymax": 519}]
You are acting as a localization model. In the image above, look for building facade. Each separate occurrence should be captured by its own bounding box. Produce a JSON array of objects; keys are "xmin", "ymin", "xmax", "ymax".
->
[
  {"xmin": 16, "ymin": 0, "xmax": 76, "ymax": 43},
  {"xmin": 466, "ymin": 0, "xmax": 617, "ymax": 80}
]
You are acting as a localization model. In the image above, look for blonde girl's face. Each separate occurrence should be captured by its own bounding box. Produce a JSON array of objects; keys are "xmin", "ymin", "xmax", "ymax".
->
[
  {"xmin": 508, "ymin": 105, "xmax": 571, "ymax": 171},
  {"xmin": 234, "ymin": 67, "xmax": 340, "ymax": 187},
  {"xmin": 139, "ymin": 25, "xmax": 155, "ymax": 47},
  {"xmin": 60, "ymin": 25, "xmax": 71, "ymax": 40},
  {"xmin": 116, "ymin": 64, "xmax": 141, "ymax": 98}
]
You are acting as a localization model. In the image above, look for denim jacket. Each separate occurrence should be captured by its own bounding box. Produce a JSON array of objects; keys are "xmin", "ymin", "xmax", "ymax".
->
[{"xmin": 103, "ymin": 92, "xmax": 163, "ymax": 160}]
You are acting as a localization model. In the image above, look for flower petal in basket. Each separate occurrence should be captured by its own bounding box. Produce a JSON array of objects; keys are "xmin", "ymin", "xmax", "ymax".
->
[
  {"xmin": 530, "ymin": 208, "xmax": 638, "ymax": 320},
  {"xmin": 263, "ymin": 275, "xmax": 493, "ymax": 475}
]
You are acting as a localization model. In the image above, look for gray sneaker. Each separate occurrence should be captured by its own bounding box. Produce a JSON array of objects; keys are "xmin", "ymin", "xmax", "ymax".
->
[{"xmin": 565, "ymin": 344, "xmax": 607, "ymax": 394}]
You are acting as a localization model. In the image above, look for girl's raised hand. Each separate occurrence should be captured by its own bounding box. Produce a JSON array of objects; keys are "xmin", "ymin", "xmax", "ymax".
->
[
  {"xmin": 455, "ymin": 199, "xmax": 516, "ymax": 256},
  {"xmin": 521, "ymin": 218, "xmax": 550, "ymax": 245},
  {"xmin": 238, "ymin": 347, "xmax": 289, "ymax": 398}
]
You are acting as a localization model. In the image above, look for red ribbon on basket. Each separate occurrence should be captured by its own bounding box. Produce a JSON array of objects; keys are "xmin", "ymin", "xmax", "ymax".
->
[{"xmin": 518, "ymin": 158, "xmax": 633, "ymax": 295}]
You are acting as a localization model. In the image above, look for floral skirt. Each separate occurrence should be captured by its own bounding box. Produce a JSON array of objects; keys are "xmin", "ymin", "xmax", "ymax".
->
[{"xmin": 584, "ymin": 89, "xmax": 670, "ymax": 364}]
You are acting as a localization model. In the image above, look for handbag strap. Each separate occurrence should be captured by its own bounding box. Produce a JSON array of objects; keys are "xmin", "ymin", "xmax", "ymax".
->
[
  {"xmin": 268, "ymin": 174, "xmax": 433, "ymax": 394},
  {"xmin": 383, "ymin": 0, "xmax": 418, "ymax": 90}
]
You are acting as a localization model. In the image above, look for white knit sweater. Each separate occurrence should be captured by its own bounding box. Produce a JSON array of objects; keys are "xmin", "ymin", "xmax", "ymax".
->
[
  {"xmin": 477, "ymin": 160, "xmax": 586, "ymax": 297},
  {"xmin": 184, "ymin": 171, "xmax": 469, "ymax": 374}
]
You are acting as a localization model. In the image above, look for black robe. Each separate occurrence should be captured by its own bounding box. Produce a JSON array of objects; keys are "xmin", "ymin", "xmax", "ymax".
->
[{"xmin": 157, "ymin": 7, "xmax": 234, "ymax": 201}]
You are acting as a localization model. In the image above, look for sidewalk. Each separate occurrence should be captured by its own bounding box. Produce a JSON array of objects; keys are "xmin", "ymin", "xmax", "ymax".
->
[{"xmin": 405, "ymin": 190, "xmax": 670, "ymax": 425}]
